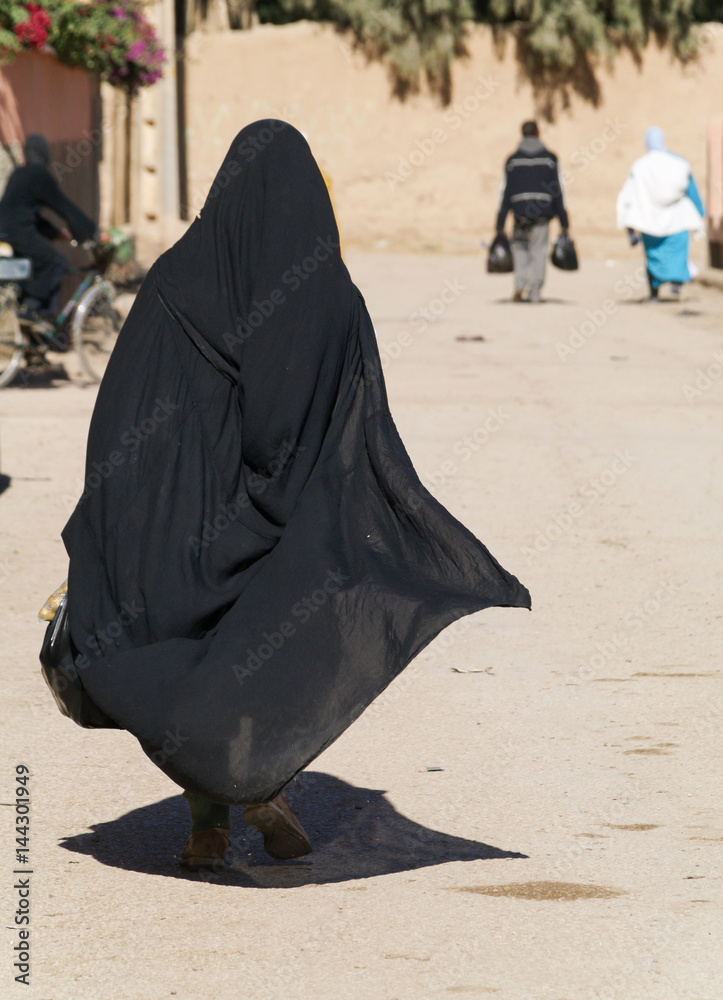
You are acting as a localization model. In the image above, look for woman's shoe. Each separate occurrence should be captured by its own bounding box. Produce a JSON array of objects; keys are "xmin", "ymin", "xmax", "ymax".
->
[
  {"xmin": 242, "ymin": 791, "xmax": 312, "ymax": 859},
  {"xmin": 180, "ymin": 827, "xmax": 230, "ymax": 871}
]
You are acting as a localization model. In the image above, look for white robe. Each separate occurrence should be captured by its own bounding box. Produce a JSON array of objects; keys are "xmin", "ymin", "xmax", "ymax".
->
[{"xmin": 616, "ymin": 150, "xmax": 704, "ymax": 237}]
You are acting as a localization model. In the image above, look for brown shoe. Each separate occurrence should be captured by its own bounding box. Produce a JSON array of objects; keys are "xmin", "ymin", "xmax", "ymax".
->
[
  {"xmin": 242, "ymin": 791, "xmax": 312, "ymax": 860},
  {"xmin": 180, "ymin": 828, "xmax": 230, "ymax": 871}
]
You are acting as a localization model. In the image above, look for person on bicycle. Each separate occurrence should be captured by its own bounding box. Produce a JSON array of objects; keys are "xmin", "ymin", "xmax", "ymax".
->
[{"xmin": 0, "ymin": 134, "xmax": 97, "ymax": 319}]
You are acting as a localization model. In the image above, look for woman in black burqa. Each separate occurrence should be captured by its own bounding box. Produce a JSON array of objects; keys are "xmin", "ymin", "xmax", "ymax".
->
[{"xmin": 59, "ymin": 121, "xmax": 530, "ymax": 869}]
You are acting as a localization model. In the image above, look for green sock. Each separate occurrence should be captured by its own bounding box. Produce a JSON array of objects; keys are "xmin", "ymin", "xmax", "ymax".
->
[{"xmin": 183, "ymin": 790, "xmax": 230, "ymax": 833}]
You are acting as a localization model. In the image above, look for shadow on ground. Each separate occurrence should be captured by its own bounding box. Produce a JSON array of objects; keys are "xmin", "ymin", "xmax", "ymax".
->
[
  {"xmin": 60, "ymin": 771, "xmax": 527, "ymax": 887},
  {"xmin": 491, "ymin": 297, "xmax": 574, "ymax": 305},
  {"xmin": 619, "ymin": 297, "xmax": 683, "ymax": 306},
  {"xmin": 7, "ymin": 363, "xmax": 69, "ymax": 389}
]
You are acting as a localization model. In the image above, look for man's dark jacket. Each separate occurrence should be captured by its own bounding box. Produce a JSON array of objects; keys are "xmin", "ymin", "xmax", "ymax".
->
[{"xmin": 496, "ymin": 136, "xmax": 569, "ymax": 232}]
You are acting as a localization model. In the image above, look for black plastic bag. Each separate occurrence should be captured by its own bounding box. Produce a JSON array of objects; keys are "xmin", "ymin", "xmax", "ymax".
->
[
  {"xmin": 39, "ymin": 593, "xmax": 120, "ymax": 729},
  {"xmin": 551, "ymin": 233, "xmax": 579, "ymax": 271},
  {"xmin": 487, "ymin": 232, "xmax": 513, "ymax": 273}
]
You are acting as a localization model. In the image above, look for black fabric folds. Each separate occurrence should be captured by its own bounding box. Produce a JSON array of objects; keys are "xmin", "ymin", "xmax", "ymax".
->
[{"xmin": 60, "ymin": 121, "xmax": 530, "ymax": 804}]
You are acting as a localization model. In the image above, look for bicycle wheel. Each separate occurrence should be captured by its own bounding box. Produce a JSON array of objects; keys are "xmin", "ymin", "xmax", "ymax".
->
[
  {"xmin": 0, "ymin": 290, "xmax": 24, "ymax": 388},
  {"xmin": 72, "ymin": 282, "xmax": 121, "ymax": 383}
]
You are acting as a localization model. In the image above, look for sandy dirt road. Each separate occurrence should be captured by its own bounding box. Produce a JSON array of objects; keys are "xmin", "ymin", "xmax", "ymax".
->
[{"xmin": 1, "ymin": 250, "xmax": 722, "ymax": 1000}]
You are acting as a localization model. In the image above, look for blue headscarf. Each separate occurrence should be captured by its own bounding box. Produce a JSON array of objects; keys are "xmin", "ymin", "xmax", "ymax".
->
[{"xmin": 645, "ymin": 127, "xmax": 666, "ymax": 152}]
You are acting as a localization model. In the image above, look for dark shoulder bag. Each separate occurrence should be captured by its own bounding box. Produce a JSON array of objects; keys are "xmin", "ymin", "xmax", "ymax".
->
[{"xmin": 39, "ymin": 593, "xmax": 120, "ymax": 729}]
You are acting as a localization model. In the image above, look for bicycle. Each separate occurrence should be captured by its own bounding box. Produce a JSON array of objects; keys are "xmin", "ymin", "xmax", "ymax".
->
[{"xmin": 0, "ymin": 231, "xmax": 131, "ymax": 388}]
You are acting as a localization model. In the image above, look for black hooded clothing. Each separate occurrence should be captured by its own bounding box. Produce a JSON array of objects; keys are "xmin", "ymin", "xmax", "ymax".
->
[
  {"xmin": 60, "ymin": 121, "xmax": 530, "ymax": 805},
  {"xmin": 0, "ymin": 135, "xmax": 95, "ymax": 307},
  {"xmin": 24, "ymin": 134, "xmax": 51, "ymax": 167}
]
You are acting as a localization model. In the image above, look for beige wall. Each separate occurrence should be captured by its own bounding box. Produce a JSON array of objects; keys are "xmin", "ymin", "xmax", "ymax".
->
[{"xmin": 185, "ymin": 21, "xmax": 723, "ymax": 256}]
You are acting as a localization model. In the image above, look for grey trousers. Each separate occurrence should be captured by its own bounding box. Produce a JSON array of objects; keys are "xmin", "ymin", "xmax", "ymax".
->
[{"xmin": 512, "ymin": 218, "xmax": 549, "ymax": 299}]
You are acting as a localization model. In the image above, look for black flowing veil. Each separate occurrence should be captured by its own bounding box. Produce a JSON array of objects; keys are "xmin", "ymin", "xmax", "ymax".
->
[{"xmin": 60, "ymin": 121, "xmax": 530, "ymax": 804}]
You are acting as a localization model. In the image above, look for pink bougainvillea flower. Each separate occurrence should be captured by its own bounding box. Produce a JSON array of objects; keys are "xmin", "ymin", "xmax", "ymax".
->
[
  {"xmin": 126, "ymin": 39, "xmax": 147, "ymax": 61},
  {"xmin": 8, "ymin": 0, "xmax": 165, "ymax": 91}
]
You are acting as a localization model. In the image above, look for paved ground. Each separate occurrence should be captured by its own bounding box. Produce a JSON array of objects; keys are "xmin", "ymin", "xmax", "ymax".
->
[{"xmin": 1, "ymin": 251, "xmax": 721, "ymax": 999}]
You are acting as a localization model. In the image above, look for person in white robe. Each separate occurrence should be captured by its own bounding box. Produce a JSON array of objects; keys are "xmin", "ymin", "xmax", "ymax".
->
[{"xmin": 617, "ymin": 127, "xmax": 704, "ymax": 300}]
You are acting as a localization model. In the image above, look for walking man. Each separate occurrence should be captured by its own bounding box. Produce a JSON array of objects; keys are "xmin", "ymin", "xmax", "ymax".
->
[{"xmin": 496, "ymin": 121, "xmax": 570, "ymax": 302}]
